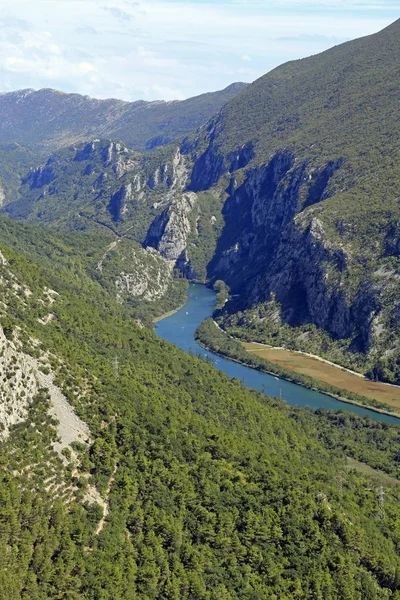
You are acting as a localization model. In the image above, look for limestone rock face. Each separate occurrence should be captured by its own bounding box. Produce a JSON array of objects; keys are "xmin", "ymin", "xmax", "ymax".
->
[
  {"xmin": 24, "ymin": 164, "xmax": 57, "ymax": 188},
  {"xmin": 147, "ymin": 149, "xmax": 188, "ymax": 192},
  {"xmin": 145, "ymin": 193, "xmax": 197, "ymax": 262},
  {"xmin": 115, "ymin": 247, "xmax": 174, "ymax": 302},
  {"xmin": 108, "ymin": 183, "xmax": 134, "ymax": 222},
  {"xmin": 207, "ymin": 149, "xmax": 392, "ymax": 351},
  {"xmin": 0, "ymin": 326, "xmax": 39, "ymax": 439}
]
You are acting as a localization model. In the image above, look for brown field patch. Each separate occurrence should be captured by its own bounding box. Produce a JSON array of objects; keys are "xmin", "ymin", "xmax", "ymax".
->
[{"xmin": 243, "ymin": 343, "xmax": 400, "ymax": 410}]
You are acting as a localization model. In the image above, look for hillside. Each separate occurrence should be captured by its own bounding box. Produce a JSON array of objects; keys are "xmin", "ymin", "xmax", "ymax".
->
[
  {"xmin": 194, "ymin": 18, "xmax": 400, "ymax": 378},
  {"xmin": 3, "ymin": 216, "xmax": 400, "ymax": 597},
  {"xmin": 3, "ymin": 138, "xmax": 225, "ymax": 280},
  {"xmin": 0, "ymin": 83, "xmax": 247, "ymax": 155},
  {"xmin": 0, "ymin": 143, "xmax": 36, "ymax": 206},
  {"xmin": 185, "ymin": 18, "xmax": 400, "ymax": 379}
]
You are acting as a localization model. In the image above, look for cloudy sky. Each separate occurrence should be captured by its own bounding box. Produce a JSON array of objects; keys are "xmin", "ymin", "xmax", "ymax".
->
[{"xmin": 0, "ymin": 0, "xmax": 399, "ymax": 102}]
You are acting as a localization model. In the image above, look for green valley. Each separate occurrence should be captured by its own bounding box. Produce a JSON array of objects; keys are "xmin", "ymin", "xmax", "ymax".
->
[{"xmin": 3, "ymin": 20, "xmax": 400, "ymax": 384}]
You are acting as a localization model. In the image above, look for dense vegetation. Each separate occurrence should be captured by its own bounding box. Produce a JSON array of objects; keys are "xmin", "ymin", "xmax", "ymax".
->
[
  {"xmin": 0, "ymin": 143, "xmax": 37, "ymax": 205},
  {"xmin": 2, "ymin": 20, "xmax": 400, "ymax": 598},
  {"xmin": 2, "ymin": 217, "xmax": 400, "ymax": 598},
  {"xmin": 3, "ymin": 141, "xmax": 175, "ymax": 240},
  {"xmin": 0, "ymin": 215, "xmax": 187, "ymax": 326}
]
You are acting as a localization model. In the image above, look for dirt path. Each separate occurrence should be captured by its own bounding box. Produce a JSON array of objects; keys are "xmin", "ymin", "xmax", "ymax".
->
[{"xmin": 93, "ymin": 465, "xmax": 118, "ymax": 536}]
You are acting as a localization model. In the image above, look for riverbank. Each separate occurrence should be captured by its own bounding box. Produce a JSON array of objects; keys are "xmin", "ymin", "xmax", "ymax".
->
[
  {"xmin": 195, "ymin": 318, "xmax": 400, "ymax": 418},
  {"xmin": 244, "ymin": 340, "xmax": 365, "ymax": 378},
  {"xmin": 152, "ymin": 301, "xmax": 187, "ymax": 323}
]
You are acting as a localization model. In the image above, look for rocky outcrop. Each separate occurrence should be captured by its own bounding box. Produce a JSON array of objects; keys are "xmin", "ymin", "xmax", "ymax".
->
[
  {"xmin": 210, "ymin": 150, "xmax": 303, "ymax": 282},
  {"xmin": 228, "ymin": 141, "xmax": 255, "ymax": 172},
  {"xmin": 115, "ymin": 248, "xmax": 174, "ymax": 301},
  {"xmin": 147, "ymin": 148, "xmax": 188, "ymax": 192},
  {"xmin": 24, "ymin": 164, "xmax": 57, "ymax": 188},
  {"xmin": 207, "ymin": 150, "xmax": 387, "ymax": 348},
  {"xmin": 246, "ymin": 213, "xmax": 380, "ymax": 349},
  {"xmin": 145, "ymin": 193, "xmax": 197, "ymax": 262},
  {"xmin": 303, "ymin": 159, "xmax": 345, "ymax": 209},
  {"xmin": 74, "ymin": 141, "xmax": 98, "ymax": 162},
  {"xmin": 189, "ymin": 145, "xmax": 225, "ymax": 192}
]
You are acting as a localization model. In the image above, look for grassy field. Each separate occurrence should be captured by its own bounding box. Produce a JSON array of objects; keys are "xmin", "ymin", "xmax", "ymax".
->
[{"xmin": 243, "ymin": 343, "xmax": 400, "ymax": 410}]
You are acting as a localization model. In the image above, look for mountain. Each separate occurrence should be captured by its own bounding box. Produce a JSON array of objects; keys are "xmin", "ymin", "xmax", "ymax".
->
[
  {"xmin": 3, "ymin": 138, "xmax": 225, "ymax": 280},
  {"xmin": 2, "ymin": 213, "xmax": 400, "ymax": 597},
  {"xmin": 190, "ymin": 18, "xmax": 400, "ymax": 377},
  {"xmin": 4, "ymin": 25, "xmax": 400, "ymax": 593},
  {"xmin": 158, "ymin": 18, "xmax": 400, "ymax": 379},
  {"xmin": 0, "ymin": 83, "xmax": 248, "ymax": 154},
  {"xmin": 7, "ymin": 19, "xmax": 400, "ymax": 382}
]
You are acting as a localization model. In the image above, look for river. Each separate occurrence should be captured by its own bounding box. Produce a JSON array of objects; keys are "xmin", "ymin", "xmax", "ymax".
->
[{"xmin": 156, "ymin": 284, "xmax": 400, "ymax": 424}]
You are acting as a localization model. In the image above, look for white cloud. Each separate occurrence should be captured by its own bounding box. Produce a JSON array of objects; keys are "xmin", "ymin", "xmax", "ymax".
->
[
  {"xmin": 102, "ymin": 5, "xmax": 134, "ymax": 21},
  {"xmin": 79, "ymin": 62, "xmax": 96, "ymax": 74},
  {"xmin": 138, "ymin": 46, "xmax": 157, "ymax": 58}
]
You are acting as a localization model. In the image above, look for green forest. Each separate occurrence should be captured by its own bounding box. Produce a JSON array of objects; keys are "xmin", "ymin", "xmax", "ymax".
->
[{"xmin": 1, "ymin": 217, "xmax": 400, "ymax": 599}]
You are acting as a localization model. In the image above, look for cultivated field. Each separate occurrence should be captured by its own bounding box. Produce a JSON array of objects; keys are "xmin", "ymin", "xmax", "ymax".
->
[{"xmin": 243, "ymin": 343, "xmax": 400, "ymax": 410}]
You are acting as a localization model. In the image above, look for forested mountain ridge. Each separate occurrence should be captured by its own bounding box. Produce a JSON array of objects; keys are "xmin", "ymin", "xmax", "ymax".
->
[
  {"xmin": 0, "ymin": 83, "xmax": 247, "ymax": 155},
  {"xmin": 3, "ymin": 213, "xmax": 400, "ymax": 598},
  {"xmin": 0, "ymin": 215, "xmax": 187, "ymax": 326}
]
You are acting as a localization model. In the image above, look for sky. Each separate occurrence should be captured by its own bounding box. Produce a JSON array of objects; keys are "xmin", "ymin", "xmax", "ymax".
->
[{"xmin": 0, "ymin": 0, "xmax": 399, "ymax": 102}]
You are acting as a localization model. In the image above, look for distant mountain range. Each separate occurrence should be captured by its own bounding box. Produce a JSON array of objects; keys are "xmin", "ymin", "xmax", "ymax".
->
[{"xmin": 0, "ymin": 83, "xmax": 248, "ymax": 154}]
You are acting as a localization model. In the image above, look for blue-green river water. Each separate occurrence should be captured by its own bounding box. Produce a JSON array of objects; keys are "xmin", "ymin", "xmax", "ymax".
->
[{"xmin": 156, "ymin": 284, "xmax": 400, "ymax": 424}]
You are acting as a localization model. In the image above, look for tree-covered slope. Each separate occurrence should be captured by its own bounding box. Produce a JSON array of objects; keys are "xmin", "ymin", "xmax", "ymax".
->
[
  {"xmin": 180, "ymin": 18, "xmax": 400, "ymax": 379},
  {"xmin": 0, "ymin": 215, "xmax": 186, "ymax": 326},
  {"xmin": 2, "ymin": 216, "xmax": 400, "ymax": 598},
  {"xmin": 0, "ymin": 83, "xmax": 247, "ymax": 155},
  {"xmin": 3, "ymin": 140, "xmax": 185, "ymax": 241},
  {"xmin": 0, "ymin": 143, "xmax": 36, "ymax": 206}
]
